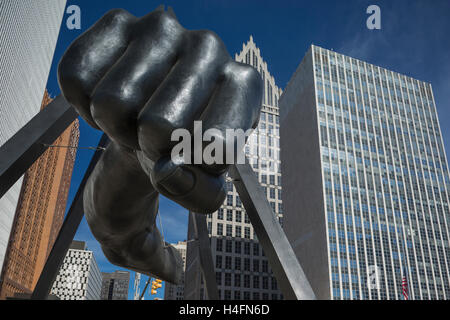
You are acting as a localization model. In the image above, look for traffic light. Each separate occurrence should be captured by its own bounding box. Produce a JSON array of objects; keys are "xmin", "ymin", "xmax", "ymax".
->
[{"xmin": 150, "ymin": 279, "xmax": 163, "ymax": 295}]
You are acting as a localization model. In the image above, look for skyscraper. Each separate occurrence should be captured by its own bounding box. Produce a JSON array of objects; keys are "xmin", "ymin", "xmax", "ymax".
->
[
  {"xmin": 101, "ymin": 270, "xmax": 130, "ymax": 300},
  {"xmin": 0, "ymin": 0, "xmax": 67, "ymax": 275},
  {"xmin": 164, "ymin": 241, "xmax": 187, "ymax": 300},
  {"xmin": 280, "ymin": 45, "xmax": 450, "ymax": 300},
  {"xmin": 50, "ymin": 241, "xmax": 102, "ymax": 300},
  {"xmin": 185, "ymin": 36, "xmax": 284, "ymax": 300},
  {"xmin": 0, "ymin": 91, "xmax": 79, "ymax": 299}
]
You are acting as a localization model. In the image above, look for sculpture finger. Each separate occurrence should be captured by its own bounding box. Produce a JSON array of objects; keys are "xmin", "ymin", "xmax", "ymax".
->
[
  {"xmin": 58, "ymin": 9, "xmax": 136, "ymax": 129},
  {"xmin": 90, "ymin": 9, "xmax": 184, "ymax": 149},
  {"xmin": 137, "ymin": 29, "xmax": 230, "ymax": 161},
  {"xmin": 199, "ymin": 60, "xmax": 263, "ymax": 175}
]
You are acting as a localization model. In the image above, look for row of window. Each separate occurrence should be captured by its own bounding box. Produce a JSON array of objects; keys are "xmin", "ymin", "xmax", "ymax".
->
[
  {"xmin": 216, "ymin": 272, "xmax": 278, "ymax": 291},
  {"xmin": 215, "ymin": 255, "xmax": 270, "ymax": 273}
]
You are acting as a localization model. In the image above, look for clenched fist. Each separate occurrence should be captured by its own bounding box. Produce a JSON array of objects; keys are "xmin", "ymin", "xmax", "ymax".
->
[{"xmin": 58, "ymin": 6, "xmax": 262, "ymax": 283}]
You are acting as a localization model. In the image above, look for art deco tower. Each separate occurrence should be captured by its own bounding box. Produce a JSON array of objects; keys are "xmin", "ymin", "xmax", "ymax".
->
[
  {"xmin": 0, "ymin": 91, "xmax": 79, "ymax": 299},
  {"xmin": 185, "ymin": 36, "xmax": 284, "ymax": 300}
]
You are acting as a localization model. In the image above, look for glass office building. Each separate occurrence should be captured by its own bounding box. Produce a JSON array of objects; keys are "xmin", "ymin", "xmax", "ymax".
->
[
  {"xmin": 280, "ymin": 45, "xmax": 450, "ymax": 299},
  {"xmin": 185, "ymin": 36, "xmax": 284, "ymax": 300}
]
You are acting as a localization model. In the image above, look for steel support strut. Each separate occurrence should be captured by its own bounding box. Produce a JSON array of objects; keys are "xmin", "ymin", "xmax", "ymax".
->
[
  {"xmin": 31, "ymin": 134, "xmax": 109, "ymax": 299},
  {"xmin": 189, "ymin": 212, "xmax": 219, "ymax": 300},
  {"xmin": 229, "ymin": 163, "xmax": 316, "ymax": 300},
  {"xmin": 0, "ymin": 95, "xmax": 77, "ymax": 199},
  {"xmin": 1, "ymin": 94, "xmax": 315, "ymax": 300}
]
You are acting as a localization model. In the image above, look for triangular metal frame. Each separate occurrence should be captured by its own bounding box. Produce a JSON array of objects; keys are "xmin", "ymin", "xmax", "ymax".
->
[{"xmin": 0, "ymin": 95, "xmax": 315, "ymax": 300}]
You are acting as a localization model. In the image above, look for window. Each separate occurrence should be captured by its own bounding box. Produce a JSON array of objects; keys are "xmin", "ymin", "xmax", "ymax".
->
[
  {"xmin": 216, "ymin": 239, "xmax": 223, "ymax": 252},
  {"xmin": 225, "ymin": 273, "xmax": 231, "ymax": 286},
  {"xmin": 226, "ymin": 224, "xmax": 232, "ymax": 237},
  {"xmin": 253, "ymin": 259, "xmax": 260, "ymax": 272},
  {"xmin": 270, "ymin": 188, "xmax": 276, "ymax": 199},
  {"xmin": 236, "ymin": 211, "xmax": 242, "ymax": 222},
  {"xmin": 235, "ymin": 225, "xmax": 241, "ymax": 238},
  {"xmin": 234, "ymin": 274, "xmax": 241, "ymax": 287},
  {"xmin": 217, "ymin": 208, "xmax": 223, "ymax": 220},
  {"xmin": 261, "ymin": 174, "xmax": 267, "ymax": 184},
  {"xmin": 244, "ymin": 275, "xmax": 250, "ymax": 288},
  {"xmin": 235, "ymin": 242, "xmax": 241, "ymax": 254},
  {"xmin": 253, "ymin": 276, "xmax": 260, "ymax": 289},
  {"xmin": 234, "ymin": 257, "xmax": 241, "ymax": 270},
  {"xmin": 215, "ymin": 255, "xmax": 222, "ymax": 268},
  {"xmin": 262, "ymin": 260, "xmax": 268, "ymax": 273},
  {"xmin": 227, "ymin": 195, "xmax": 233, "ymax": 206},
  {"xmin": 244, "ymin": 242, "xmax": 250, "ymax": 255},
  {"xmin": 225, "ymin": 240, "xmax": 232, "ymax": 253},
  {"xmin": 244, "ymin": 258, "xmax": 250, "ymax": 271},
  {"xmin": 225, "ymin": 256, "xmax": 232, "ymax": 269},
  {"xmin": 262, "ymin": 276, "xmax": 269, "ymax": 289},
  {"xmin": 217, "ymin": 223, "xmax": 223, "ymax": 236},
  {"xmin": 253, "ymin": 243, "xmax": 259, "ymax": 256},
  {"xmin": 244, "ymin": 227, "xmax": 251, "ymax": 239},
  {"xmin": 236, "ymin": 196, "xmax": 242, "ymax": 207},
  {"xmin": 270, "ymin": 175, "xmax": 275, "ymax": 185}
]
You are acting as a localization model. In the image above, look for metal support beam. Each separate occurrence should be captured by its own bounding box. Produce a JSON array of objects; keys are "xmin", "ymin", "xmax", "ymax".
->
[
  {"xmin": 0, "ymin": 95, "xmax": 78, "ymax": 199},
  {"xmin": 229, "ymin": 162, "xmax": 316, "ymax": 300},
  {"xmin": 140, "ymin": 277, "xmax": 151, "ymax": 300},
  {"xmin": 31, "ymin": 134, "xmax": 109, "ymax": 300},
  {"xmin": 1, "ymin": 93, "xmax": 315, "ymax": 300},
  {"xmin": 190, "ymin": 212, "xmax": 219, "ymax": 300}
]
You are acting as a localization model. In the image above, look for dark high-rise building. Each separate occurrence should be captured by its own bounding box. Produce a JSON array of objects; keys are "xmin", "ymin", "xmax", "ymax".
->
[
  {"xmin": 0, "ymin": 91, "xmax": 80, "ymax": 299},
  {"xmin": 101, "ymin": 271, "xmax": 130, "ymax": 300}
]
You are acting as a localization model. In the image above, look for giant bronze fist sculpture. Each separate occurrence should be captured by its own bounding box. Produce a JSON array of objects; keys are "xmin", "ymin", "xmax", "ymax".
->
[{"xmin": 58, "ymin": 6, "xmax": 262, "ymax": 284}]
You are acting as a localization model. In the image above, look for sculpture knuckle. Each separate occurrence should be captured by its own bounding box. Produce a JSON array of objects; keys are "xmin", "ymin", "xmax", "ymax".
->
[
  {"xmin": 225, "ymin": 61, "xmax": 261, "ymax": 87},
  {"xmin": 192, "ymin": 29, "xmax": 222, "ymax": 51},
  {"xmin": 102, "ymin": 8, "xmax": 133, "ymax": 25},
  {"xmin": 151, "ymin": 10, "xmax": 180, "ymax": 31}
]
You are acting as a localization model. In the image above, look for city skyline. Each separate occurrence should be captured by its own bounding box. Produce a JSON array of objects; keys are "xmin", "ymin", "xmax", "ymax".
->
[{"xmin": 14, "ymin": 0, "xmax": 449, "ymax": 299}]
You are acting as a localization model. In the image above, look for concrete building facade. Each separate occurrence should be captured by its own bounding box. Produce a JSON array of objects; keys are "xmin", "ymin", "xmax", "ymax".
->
[
  {"xmin": 50, "ymin": 241, "xmax": 102, "ymax": 300},
  {"xmin": 101, "ymin": 270, "xmax": 130, "ymax": 300}
]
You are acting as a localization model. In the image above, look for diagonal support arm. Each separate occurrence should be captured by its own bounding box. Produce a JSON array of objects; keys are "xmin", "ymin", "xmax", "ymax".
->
[
  {"xmin": 229, "ymin": 162, "xmax": 316, "ymax": 300},
  {"xmin": 0, "ymin": 95, "xmax": 77, "ymax": 199}
]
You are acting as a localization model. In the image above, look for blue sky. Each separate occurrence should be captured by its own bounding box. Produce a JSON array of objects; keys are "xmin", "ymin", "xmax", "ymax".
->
[{"xmin": 45, "ymin": 0, "xmax": 450, "ymax": 300}]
